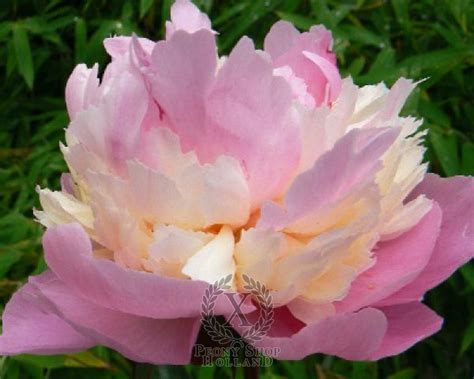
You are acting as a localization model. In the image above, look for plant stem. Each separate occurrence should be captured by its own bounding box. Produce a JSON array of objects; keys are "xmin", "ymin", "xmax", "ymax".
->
[
  {"xmin": 132, "ymin": 362, "xmax": 154, "ymax": 379},
  {"xmin": 244, "ymin": 366, "xmax": 260, "ymax": 379}
]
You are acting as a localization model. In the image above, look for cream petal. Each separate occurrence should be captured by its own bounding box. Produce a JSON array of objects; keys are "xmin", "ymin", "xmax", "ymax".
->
[
  {"xmin": 36, "ymin": 188, "xmax": 94, "ymax": 231},
  {"xmin": 181, "ymin": 226, "xmax": 236, "ymax": 285}
]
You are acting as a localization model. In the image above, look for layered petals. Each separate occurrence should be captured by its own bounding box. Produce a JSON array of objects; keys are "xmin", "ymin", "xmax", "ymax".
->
[
  {"xmin": 150, "ymin": 30, "xmax": 300, "ymax": 207},
  {"xmin": 0, "ymin": 274, "xmax": 94, "ymax": 355},
  {"xmin": 43, "ymin": 223, "xmax": 254, "ymax": 319},
  {"xmin": 336, "ymin": 203, "xmax": 442, "ymax": 312},
  {"xmin": 31, "ymin": 273, "xmax": 202, "ymax": 364},
  {"xmin": 379, "ymin": 174, "xmax": 474, "ymax": 305},
  {"xmin": 259, "ymin": 126, "xmax": 400, "ymax": 233}
]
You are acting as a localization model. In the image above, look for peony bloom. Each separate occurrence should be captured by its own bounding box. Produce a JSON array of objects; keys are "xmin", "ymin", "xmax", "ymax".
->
[{"xmin": 0, "ymin": 0, "xmax": 472, "ymax": 363}]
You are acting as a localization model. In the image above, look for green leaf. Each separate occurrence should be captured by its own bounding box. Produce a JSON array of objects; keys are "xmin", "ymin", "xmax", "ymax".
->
[
  {"xmin": 460, "ymin": 264, "xmax": 474, "ymax": 291},
  {"xmin": 419, "ymin": 98, "xmax": 451, "ymax": 128},
  {"xmin": 6, "ymin": 38, "xmax": 16, "ymax": 78},
  {"xmin": 387, "ymin": 368, "xmax": 416, "ymax": 379},
  {"xmin": 140, "ymin": 0, "xmax": 154, "ymax": 18},
  {"xmin": 401, "ymin": 48, "xmax": 473, "ymax": 75},
  {"xmin": 276, "ymin": 11, "xmax": 315, "ymax": 30},
  {"xmin": 161, "ymin": 0, "xmax": 174, "ymax": 33},
  {"xmin": 346, "ymin": 56, "xmax": 365, "ymax": 77},
  {"xmin": 351, "ymin": 361, "xmax": 377, "ymax": 379},
  {"xmin": 460, "ymin": 319, "xmax": 474, "ymax": 356},
  {"xmin": 74, "ymin": 17, "xmax": 87, "ymax": 63},
  {"xmin": 12, "ymin": 355, "xmax": 66, "ymax": 369},
  {"xmin": 12, "ymin": 23, "xmax": 34, "ymax": 89},
  {"xmin": 461, "ymin": 142, "xmax": 474, "ymax": 175},
  {"xmin": 0, "ymin": 21, "xmax": 11, "ymax": 40},
  {"xmin": 338, "ymin": 24, "xmax": 387, "ymax": 47},
  {"xmin": 0, "ymin": 249, "xmax": 22, "ymax": 277},
  {"xmin": 391, "ymin": 0, "xmax": 411, "ymax": 35},
  {"xmin": 430, "ymin": 129, "xmax": 460, "ymax": 176},
  {"xmin": 64, "ymin": 351, "xmax": 111, "ymax": 368}
]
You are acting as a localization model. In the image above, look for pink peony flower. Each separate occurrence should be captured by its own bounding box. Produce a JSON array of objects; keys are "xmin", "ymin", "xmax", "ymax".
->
[{"xmin": 0, "ymin": 0, "xmax": 472, "ymax": 364}]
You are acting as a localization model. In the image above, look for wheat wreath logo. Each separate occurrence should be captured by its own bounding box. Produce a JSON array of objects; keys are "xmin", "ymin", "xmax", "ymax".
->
[{"xmin": 200, "ymin": 274, "xmax": 274, "ymax": 344}]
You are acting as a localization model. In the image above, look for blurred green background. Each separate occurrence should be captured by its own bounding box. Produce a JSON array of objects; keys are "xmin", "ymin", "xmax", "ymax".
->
[{"xmin": 0, "ymin": 0, "xmax": 473, "ymax": 378}]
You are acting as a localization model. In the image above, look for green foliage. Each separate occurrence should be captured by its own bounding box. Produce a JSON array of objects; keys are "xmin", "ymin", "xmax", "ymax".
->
[{"xmin": 0, "ymin": 0, "xmax": 473, "ymax": 378}]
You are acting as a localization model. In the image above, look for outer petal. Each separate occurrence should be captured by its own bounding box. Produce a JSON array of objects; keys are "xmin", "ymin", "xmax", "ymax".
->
[
  {"xmin": 43, "ymin": 223, "xmax": 253, "ymax": 319},
  {"xmin": 32, "ymin": 273, "xmax": 201, "ymax": 364},
  {"xmin": 379, "ymin": 174, "xmax": 474, "ymax": 305},
  {"xmin": 370, "ymin": 302, "xmax": 443, "ymax": 359},
  {"xmin": 232, "ymin": 307, "xmax": 387, "ymax": 360},
  {"xmin": 0, "ymin": 271, "xmax": 94, "ymax": 355},
  {"xmin": 336, "ymin": 203, "xmax": 442, "ymax": 312}
]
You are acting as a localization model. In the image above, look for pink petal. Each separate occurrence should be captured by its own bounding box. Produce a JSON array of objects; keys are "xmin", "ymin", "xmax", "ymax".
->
[
  {"xmin": 231, "ymin": 307, "xmax": 387, "ymax": 360},
  {"xmin": 379, "ymin": 174, "xmax": 474, "ymax": 305},
  {"xmin": 370, "ymin": 302, "xmax": 442, "ymax": 359},
  {"xmin": 43, "ymin": 223, "xmax": 253, "ymax": 319},
  {"xmin": 69, "ymin": 70, "xmax": 148, "ymax": 173},
  {"xmin": 151, "ymin": 32, "xmax": 300, "ymax": 207},
  {"xmin": 336, "ymin": 203, "xmax": 441, "ymax": 312},
  {"xmin": 0, "ymin": 271, "xmax": 94, "ymax": 355},
  {"xmin": 259, "ymin": 126, "xmax": 400, "ymax": 230},
  {"xmin": 65, "ymin": 64, "xmax": 100, "ymax": 119},
  {"xmin": 103, "ymin": 36, "xmax": 155, "ymax": 59},
  {"xmin": 32, "ymin": 273, "xmax": 201, "ymax": 364},
  {"xmin": 264, "ymin": 21, "xmax": 300, "ymax": 60},
  {"xmin": 60, "ymin": 173, "xmax": 75, "ymax": 195},
  {"xmin": 264, "ymin": 21, "xmax": 340, "ymax": 105},
  {"xmin": 150, "ymin": 29, "xmax": 217, "ymax": 153},
  {"xmin": 207, "ymin": 36, "xmax": 299, "ymax": 206},
  {"xmin": 302, "ymin": 51, "xmax": 342, "ymax": 103},
  {"xmin": 165, "ymin": 0, "xmax": 214, "ymax": 39},
  {"xmin": 378, "ymin": 78, "xmax": 416, "ymax": 121}
]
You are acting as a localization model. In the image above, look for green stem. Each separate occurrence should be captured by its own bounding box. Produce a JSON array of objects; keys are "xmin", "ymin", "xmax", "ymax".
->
[{"xmin": 132, "ymin": 362, "xmax": 154, "ymax": 379}]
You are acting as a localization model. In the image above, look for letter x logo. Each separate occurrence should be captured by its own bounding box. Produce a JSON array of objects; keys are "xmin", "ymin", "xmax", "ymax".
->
[{"xmin": 224, "ymin": 293, "xmax": 252, "ymax": 327}]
